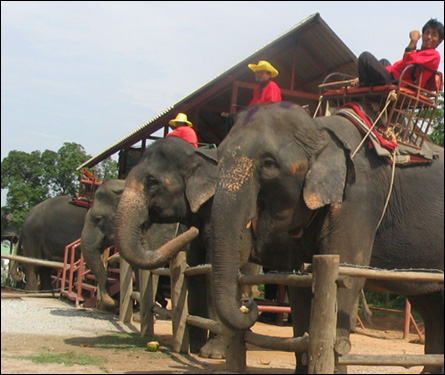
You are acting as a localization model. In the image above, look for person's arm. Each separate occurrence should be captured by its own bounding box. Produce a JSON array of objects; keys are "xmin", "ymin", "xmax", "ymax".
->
[{"xmin": 404, "ymin": 30, "xmax": 421, "ymax": 53}]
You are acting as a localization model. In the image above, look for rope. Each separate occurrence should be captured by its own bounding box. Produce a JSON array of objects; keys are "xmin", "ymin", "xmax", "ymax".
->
[
  {"xmin": 174, "ymin": 222, "xmax": 180, "ymax": 237},
  {"xmin": 351, "ymin": 90, "xmax": 397, "ymax": 159},
  {"xmin": 375, "ymin": 148, "xmax": 398, "ymax": 232},
  {"xmin": 312, "ymin": 95, "xmax": 324, "ymax": 118}
]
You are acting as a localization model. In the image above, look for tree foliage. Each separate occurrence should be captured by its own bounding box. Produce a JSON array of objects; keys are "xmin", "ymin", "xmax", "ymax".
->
[
  {"xmin": 1, "ymin": 142, "xmax": 118, "ymax": 233},
  {"xmin": 428, "ymin": 91, "xmax": 444, "ymax": 146}
]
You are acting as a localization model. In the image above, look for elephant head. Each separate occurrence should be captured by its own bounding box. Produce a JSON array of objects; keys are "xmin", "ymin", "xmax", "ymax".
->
[
  {"xmin": 115, "ymin": 137, "xmax": 218, "ymax": 269},
  {"xmin": 210, "ymin": 102, "xmax": 357, "ymax": 331},
  {"xmin": 80, "ymin": 179, "xmax": 126, "ymax": 308}
]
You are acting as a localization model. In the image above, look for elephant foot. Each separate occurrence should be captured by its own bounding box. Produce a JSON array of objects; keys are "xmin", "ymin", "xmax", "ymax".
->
[
  {"xmin": 97, "ymin": 294, "xmax": 119, "ymax": 310},
  {"xmin": 198, "ymin": 335, "xmax": 226, "ymax": 359}
]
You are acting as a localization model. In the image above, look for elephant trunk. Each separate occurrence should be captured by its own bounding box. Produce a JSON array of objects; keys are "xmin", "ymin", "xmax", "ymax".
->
[
  {"xmin": 9, "ymin": 242, "xmax": 24, "ymax": 282},
  {"xmin": 80, "ymin": 227, "xmax": 118, "ymax": 309},
  {"xmin": 115, "ymin": 185, "xmax": 199, "ymax": 270},
  {"xmin": 210, "ymin": 170, "xmax": 259, "ymax": 331}
]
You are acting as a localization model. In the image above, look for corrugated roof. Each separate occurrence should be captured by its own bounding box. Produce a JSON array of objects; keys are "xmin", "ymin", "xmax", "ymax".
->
[{"xmin": 78, "ymin": 13, "xmax": 357, "ymax": 170}]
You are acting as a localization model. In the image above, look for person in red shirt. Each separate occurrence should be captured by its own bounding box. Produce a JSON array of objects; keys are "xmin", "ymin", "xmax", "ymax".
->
[
  {"xmin": 165, "ymin": 113, "xmax": 199, "ymax": 148},
  {"xmin": 248, "ymin": 60, "xmax": 282, "ymax": 105},
  {"xmin": 225, "ymin": 60, "xmax": 282, "ymax": 135},
  {"xmin": 356, "ymin": 19, "xmax": 443, "ymax": 88}
]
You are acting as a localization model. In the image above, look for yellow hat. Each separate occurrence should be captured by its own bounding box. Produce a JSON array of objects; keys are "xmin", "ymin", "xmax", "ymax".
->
[
  {"xmin": 168, "ymin": 113, "xmax": 193, "ymax": 128},
  {"xmin": 248, "ymin": 60, "xmax": 279, "ymax": 78}
]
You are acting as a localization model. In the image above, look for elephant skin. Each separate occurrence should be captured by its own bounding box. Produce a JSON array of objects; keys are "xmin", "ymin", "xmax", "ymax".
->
[
  {"xmin": 81, "ymin": 179, "xmax": 179, "ymax": 310},
  {"xmin": 115, "ymin": 137, "xmax": 260, "ymax": 359},
  {"xmin": 80, "ymin": 179, "xmax": 124, "ymax": 309},
  {"xmin": 210, "ymin": 102, "xmax": 444, "ymax": 373},
  {"xmin": 11, "ymin": 195, "xmax": 89, "ymax": 292}
]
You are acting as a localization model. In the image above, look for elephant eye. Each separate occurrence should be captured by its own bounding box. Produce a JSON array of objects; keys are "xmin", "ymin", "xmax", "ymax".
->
[
  {"xmin": 260, "ymin": 157, "xmax": 280, "ymax": 180},
  {"xmin": 146, "ymin": 177, "xmax": 159, "ymax": 193},
  {"xmin": 262, "ymin": 159, "xmax": 277, "ymax": 168}
]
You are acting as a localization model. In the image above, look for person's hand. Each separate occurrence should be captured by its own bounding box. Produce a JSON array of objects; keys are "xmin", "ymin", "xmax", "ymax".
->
[{"xmin": 409, "ymin": 30, "xmax": 421, "ymax": 44}]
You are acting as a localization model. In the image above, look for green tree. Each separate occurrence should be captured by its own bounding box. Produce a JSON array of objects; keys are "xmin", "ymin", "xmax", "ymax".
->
[
  {"xmin": 1, "ymin": 142, "xmax": 118, "ymax": 231},
  {"xmin": 428, "ymin": 91, "xmax": 444, "ymax": 146},
  {"xmin": 90, "ymin": 156, "xmax": 119, "ymax": 182}
]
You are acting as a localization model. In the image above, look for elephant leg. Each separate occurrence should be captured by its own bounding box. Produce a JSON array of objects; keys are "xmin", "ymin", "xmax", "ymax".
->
[
  {"xmin": 288, "ymin": 286, "xmax": 312, "ymax": 374},
  {"xmin": 155, "ymin": 275, "xmax": 169, "ymax": 308},
  {"xmin": 186, "ymin": 244, "xmax": 210, "ymax": 355},
  {"xmin": 408, "ymin": 292, "xmax": 444, "ymax": 374},
  {"xmin": 39, "ymin": 267, "xmax": 53, "ymax": 291},
  {"xmin": 335, "ymin": 280, "xmax": 364, "ymax": 374},
  {"xmin": 24, "ymin": 265, "xmax": 39, "ymax": 291},
  {"xmin": 187, "ymin": 273, "xmax": 208, "ymax": 353}
]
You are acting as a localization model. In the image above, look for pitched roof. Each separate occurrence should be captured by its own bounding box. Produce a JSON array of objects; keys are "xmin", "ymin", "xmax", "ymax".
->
[{"xmin": 78, "ymin": 13, "xmax": 357, "ymax": 170}]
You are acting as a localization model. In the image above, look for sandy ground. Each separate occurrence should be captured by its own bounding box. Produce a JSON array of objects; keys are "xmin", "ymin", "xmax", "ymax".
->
[{"xmin": 1, "ymin": 291, "xmax": 428, "ymax": 374}]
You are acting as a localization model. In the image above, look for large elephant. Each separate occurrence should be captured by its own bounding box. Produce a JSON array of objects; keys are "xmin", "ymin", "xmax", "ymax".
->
[
  {"xmin": 81, "ymin": 179, "xmax": 181, "ymax": 310},
  {"xmin": 115, "ymin": 136, "xmax": 259, "ymax": 359},
  {"xmin": 209, "ymin": 102, "xmax": 444, "ymax": 373},
  {"xmin": 11, "ymin": 195, "xmax": 88, "ymax": 291}
]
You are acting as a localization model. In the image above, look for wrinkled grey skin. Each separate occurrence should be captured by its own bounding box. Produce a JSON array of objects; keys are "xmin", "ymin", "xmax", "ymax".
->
[
  {"xmin": 115, "ymin": 137, "xmax": 259, "ymax": 359},
  {"xmin": 81, "ymin": 179, "xmax": 180, "ymax": 310},
  {"xmin": 210, "ymin": 102, "xmax": 444, "ymax": 373},
  {"xmin": 81, "ymin": 179, "xmax": 125, "ymax": 308},
  {"xmin": 11, "ymin": 196, "xmax": 88, "ymax": 291}
]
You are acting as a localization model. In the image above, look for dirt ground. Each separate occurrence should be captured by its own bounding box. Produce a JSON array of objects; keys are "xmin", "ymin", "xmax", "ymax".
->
[{"xmin": 1, "ymin": 291, "xmax": 428, "ymax": 374}]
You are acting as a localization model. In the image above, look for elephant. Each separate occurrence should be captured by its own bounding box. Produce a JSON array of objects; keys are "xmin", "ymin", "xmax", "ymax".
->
[
  {"xmin": 11, "ymin": 195, "xmax": 89, "ymax": 291},
  {"xmin": 115, "ymin": 136, "xmax": 260, "ymax": 359},
  {"xmin": 80, "ymin": 178, "xmax": 181, "ymax": 310},
  {"xmin": 209, "ymin": 102, "xmax": 444, "ymax": 373}
]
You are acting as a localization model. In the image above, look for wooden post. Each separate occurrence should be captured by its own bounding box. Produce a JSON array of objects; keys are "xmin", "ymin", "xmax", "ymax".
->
[
  {"xmin": 404, "ymin": 298, "xmax": 411, "ymax": 340},
  {"xmin": 139, "ymin": 269, "xmax": 155, "ymax": 337},
  {"xmin": 119, "ymin": 258, "xmax": 133, "ymax": 323},
  {"xmin": 308, "ymin": 255, "xmax": 339, "ymax": 374},
  {"xmin": 170, "ymin": 250, "xmax": 189, "ymax": 353},
  {"xmin": 224, "ymin": 327, "xmax": 247, "ymax": 373}
]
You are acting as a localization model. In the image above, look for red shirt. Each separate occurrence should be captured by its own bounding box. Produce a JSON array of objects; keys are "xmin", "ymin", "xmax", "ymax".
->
[
  {"xmin": 249, "ymin": 81, "xmax": 282, "ymax": 106},
  {"xmin": 386, "ymin": 49, "xmax": 440, "ymax": 89},
  {"xmin": 165, "ymin": 126, "xmax": 199, "ymax": 147}
]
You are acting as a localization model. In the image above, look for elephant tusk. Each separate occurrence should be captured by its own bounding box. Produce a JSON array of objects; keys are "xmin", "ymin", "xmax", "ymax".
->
[
  {"xmin": 245, "ymin": 220, "xmax": 252, "ymax": 229},
  {"xmin": 291, "ymin": 229, "xmax": 304, "ymax": 238}
]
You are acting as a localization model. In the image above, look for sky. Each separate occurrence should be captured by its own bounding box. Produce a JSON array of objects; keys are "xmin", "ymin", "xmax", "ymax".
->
[{"xmin": 1, "ymin": 1, "xmax": 444, "ymax": 206}]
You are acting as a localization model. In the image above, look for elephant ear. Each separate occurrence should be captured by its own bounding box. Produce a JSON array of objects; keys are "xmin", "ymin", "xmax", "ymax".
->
[
  {"xmin": 186, "ymin": 151, "xmax": 218, "ymax": 213},
  {"xmin": 303, "ymin": 134, "xmax": 350, "ymax": 210}
]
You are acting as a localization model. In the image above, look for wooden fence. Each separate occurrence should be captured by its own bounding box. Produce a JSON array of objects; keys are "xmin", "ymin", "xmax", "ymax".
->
[
  {"xmin": 118, "ymin": 253, "xmax": 444, "ymax": 373},
  {"xmin": 3, "ymin": 250, "xmax": 443, "ymax": 373}
]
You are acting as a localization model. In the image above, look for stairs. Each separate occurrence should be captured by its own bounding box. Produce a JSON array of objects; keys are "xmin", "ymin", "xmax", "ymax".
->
[{"xmin": 58, "ymin": 239, "xmax": 120, "ymax": 307}]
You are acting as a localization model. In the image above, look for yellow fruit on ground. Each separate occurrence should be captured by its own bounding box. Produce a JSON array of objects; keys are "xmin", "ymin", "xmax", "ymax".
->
[{"xmin": 146, "ymin": 341, "xmax": 160, "ymax": 352}]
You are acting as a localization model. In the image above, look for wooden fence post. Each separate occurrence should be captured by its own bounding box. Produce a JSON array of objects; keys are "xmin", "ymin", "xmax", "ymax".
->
[
  {"xmin": 224, "ymin": 327, "xmax": 247, "ymax": 373},
  {"xmin": 170, "ymin": 250, "xmax": 189, "ymax": 353},
  {"xmin": 308, "ymin": 255, "xmax": 339, "ymax": 374},
  {"xmin": 119, "ymin": 258, "xmax": 133, "ymax": 323},
  {"xmin": 139, "ymin": 269, "xmax": 156, "ymax": 337}
]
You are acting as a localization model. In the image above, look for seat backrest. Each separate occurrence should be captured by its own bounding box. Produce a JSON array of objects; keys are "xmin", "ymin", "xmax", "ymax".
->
[
  {"xmin": 399, "ymin": 64, "xmax": 442, "ymax": 94},
  {"xmin": 427, "ymin": 71, "xmax": 443, "ymax": 92}
]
